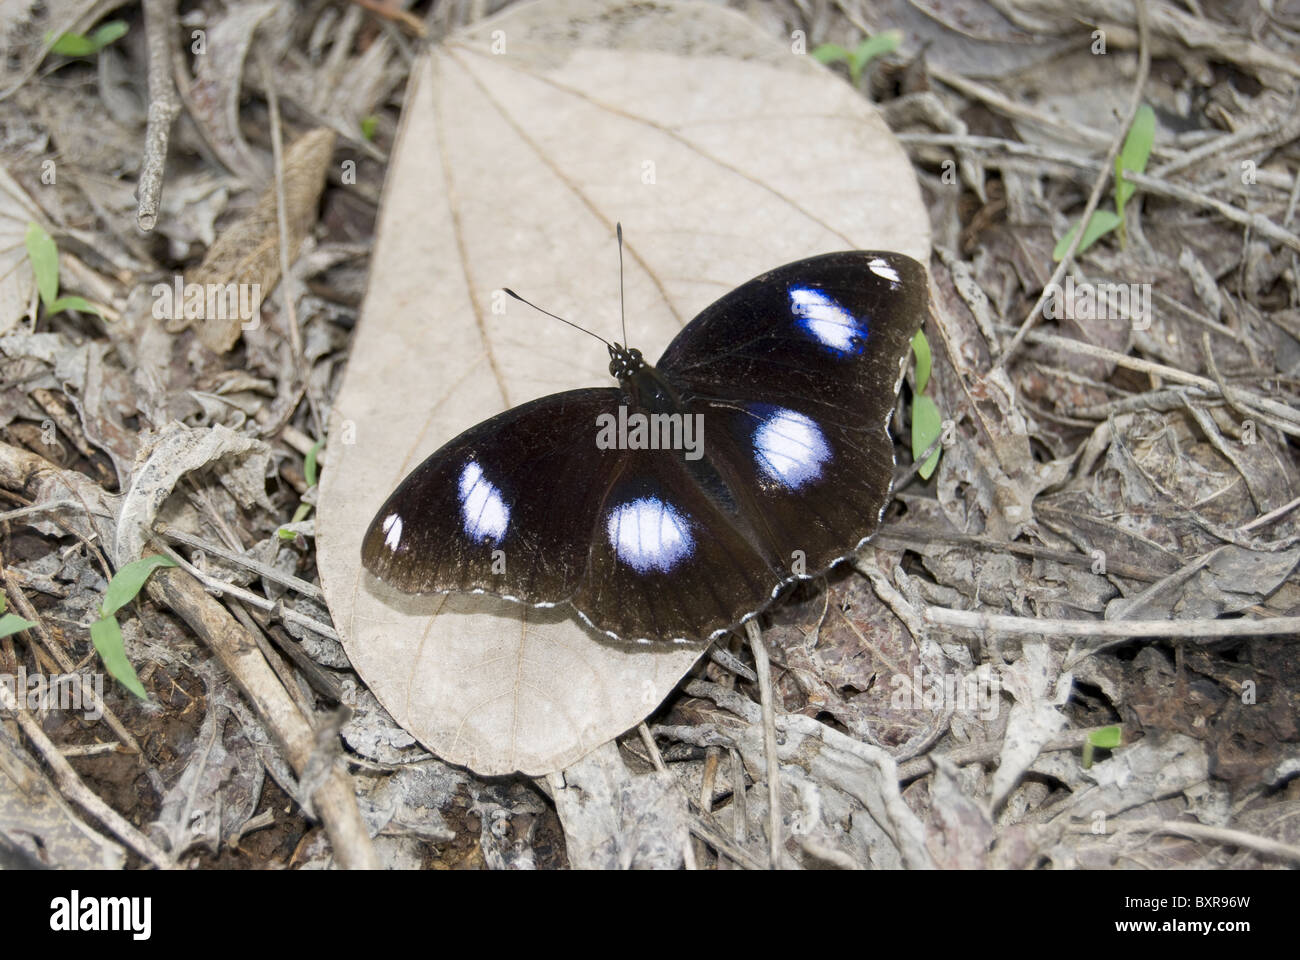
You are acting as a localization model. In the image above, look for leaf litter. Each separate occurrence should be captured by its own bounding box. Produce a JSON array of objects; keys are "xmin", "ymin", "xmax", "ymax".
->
[{"xmin": 0, "ymin": 0, "xmax": 1296, "ymax": 871}]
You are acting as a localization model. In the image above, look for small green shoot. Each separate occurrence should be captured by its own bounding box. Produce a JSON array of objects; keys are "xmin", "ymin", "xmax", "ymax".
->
[
  {"xmin": 0, "ymin": 594, "xmax": 36, "ymax": 640},
  {"xmin": 912, "ymin": 327, "xmax": 932, "ymax": 394},
  {"xmin": 1053, "ymin": 104, "xmax": 1155, "ymax": 260},
  {"xmin": 45, "ymin": 20, "xmax": 129, "ymax": 57},
  {"xmin": 91, "ymin": 555, "xmax": 177, "ymax": 700},
  {"xmin": 304, "ymin": 438, "xmax": 323, "ymax": 487},
  {"xmin": 280, "ymin": 439, "xmax": 324, "ymax": 539},
  {"xmin": 812, "ymin": 30, "xmax": 902, "ymax": 86},
  {"xmin": 910, "ymin": 330, "xmax": 942, "ymax": 480},
  {"xmin": 360, "ymin": 115, "xmax": 379, "ymax": 141},
  {"xmin": 1081, "ymin": 724, "xmax": 1123, "ymax": 769},
  {"xmin": 24, "ymin": 223, "xmax": 103, "ymax": 317}
]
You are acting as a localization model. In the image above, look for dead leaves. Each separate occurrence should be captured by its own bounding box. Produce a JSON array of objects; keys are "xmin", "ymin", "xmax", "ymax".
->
[{"xmin": 173, "ymin": 128, "xmax": 335, "ymax": 354}]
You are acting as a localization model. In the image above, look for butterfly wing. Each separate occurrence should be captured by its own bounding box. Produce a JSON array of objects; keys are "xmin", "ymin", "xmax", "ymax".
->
[
  {"xmin": 361, "ymin": 388, "xmax": 778, "ymax": 640},
  {"xmin": 363, "ymin": 251, "xmax": 927, "ymax": 644},
  {"xmin": 361, "ymin": 389, "xmax": 622, "ymax": 602},
  {"xmin": 657, "ymin": 251, "xmax": 927, "ymax": 579}
]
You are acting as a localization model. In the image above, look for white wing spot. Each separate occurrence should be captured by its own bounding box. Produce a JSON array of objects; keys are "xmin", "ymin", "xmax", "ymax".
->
[
  {"xmin": 752, "ymin": 407, "xmax": 831, "ymax": 489},
  {"xmin": 382, "ymin": 512, "xmax": 403, "ymax": 551},
  {"xmin": 868, "ymin": 257, "xmax": 901, "ymax": 285},
  {"xmin": 458, "ymin": 460, "xmax": 510, "ymax": 544},
  {"xmin": 789, "ymin": 287, "xmax": 866, "ymax": 354},
  {"xmin": 606, "ymin": 497, "xmax": 693, "ymax": 574}
]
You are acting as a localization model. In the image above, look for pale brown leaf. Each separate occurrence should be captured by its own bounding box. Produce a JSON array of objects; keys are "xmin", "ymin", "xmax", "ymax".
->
[{"xmin": 316, "ymin": 0, "xmax": 931, "ymax": 776}]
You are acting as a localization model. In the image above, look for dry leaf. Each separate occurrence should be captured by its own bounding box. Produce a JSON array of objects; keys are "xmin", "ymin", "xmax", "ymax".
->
[
  {"xmin": 185, "ymin": 1, "xmax": 280, "ymax": 186},
  {"xmin": 182, "ymin": 127, "xmax": 335, "ymax": 354},
  {"xmin": 316, "ymin": 0, "xmax": 931, "ymax": 776},
  {"xmin": 113, "ymin": 422, "xmax": 272, "ymax": 566},
  {"xmin": 0, "ymin": 164, "xmax": 44, "ymax": 334}
]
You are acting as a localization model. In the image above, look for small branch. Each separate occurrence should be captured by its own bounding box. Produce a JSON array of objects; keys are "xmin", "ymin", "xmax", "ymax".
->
[
  {"xmin": 137, "ymin": 0, "xmax": 182, "ymax": 231},
  {"xmin": 259, "ymin": 53, "xmax": 326, "ymax": 442},
  {"xmin": 147, "ymin": 566, "xmax": 378, "ymax": 869},
  {"xmin": 745, "ymin": 619, "xmax": 781, "ymax": 870},
  {"xmin": 1004, "ymin": 328, "xmax": 1300, "ymax": 436},
  {"xmin": 1105, "ymin": 819, "xmax": 1300, "ymax": 865},
  {"xmin": 925, "ymin": 606, "xmax": 1300, "ymax": 638},
  {"xmin": 153, "ymin": 522, "xmax": 325, "ymax": 601},
  {"xmin": 0, "ymin": 682, "xmax": 172, "ymax": 868},
  {"xmin": 150, "ymin": 539, "xmax": 340, "ymax": 641}
]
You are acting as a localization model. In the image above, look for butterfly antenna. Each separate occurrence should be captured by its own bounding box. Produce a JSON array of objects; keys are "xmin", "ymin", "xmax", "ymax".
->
[
  {"xmin": 502, "ymin": 288, "xmax": 613, "ymax": 348},
  {"xmin": 616, "ymin": 222, "xmax": 628, "ymax": 347}
]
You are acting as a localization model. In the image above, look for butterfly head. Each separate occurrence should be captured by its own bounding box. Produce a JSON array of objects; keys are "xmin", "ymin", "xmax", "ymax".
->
[{"xmin": 607, "ymin": 343, "xmax": 645, "ymax": 381}]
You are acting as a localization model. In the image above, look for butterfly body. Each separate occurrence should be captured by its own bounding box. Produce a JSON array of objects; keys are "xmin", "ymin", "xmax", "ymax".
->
[{"xmin": 362, "ymin": 251, "xmax": 928, "ymax": 644}]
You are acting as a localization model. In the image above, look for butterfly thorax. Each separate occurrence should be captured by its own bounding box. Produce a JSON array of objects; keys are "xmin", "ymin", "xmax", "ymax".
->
[{"xmin": 608, "ymin": 342, "xmax": 682, "ymax": 415}]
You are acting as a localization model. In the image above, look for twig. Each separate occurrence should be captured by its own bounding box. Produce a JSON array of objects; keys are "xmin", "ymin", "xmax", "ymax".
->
[
  {"xmin": 1123, "ymin": 168, "xmax": 1300, "ymax": 253},
  {"xmin": 637, "ymin": 723, "xmax": 698, "ymax": 870},
  {"xmin": 744, "ymin": 619, "xmax": 781, "ymax": 870},
  {"xmin": 896, "ymin": 725, "xmax": 1120, "ymax": 781},
  {"xmin": 1240, "ymin": 493, "xmax": 1300, "ymax": 533},
  {"xmin": 1105, "ymin": 819, "xmax": 1300, "ymax": 865},
  {"xmin": 349, "ymin": 0, "xmax": 428, "ymax": 35},
  {"xmin": 137, "ymin": 0, "xmax": 182, "ymax": 231},
  {"xmin": 996, "ymin": 0, "xmax": 1151, "ymax": 369},
  {"xmin": 146, "ymin": 566, "xmax": 377, "ymax": 868},
  {"xmin": 152, "ymin": 522, "xmax": 325, "ymax": 600},
  {"xmin": 0, "ymin": 681, "xmax": 172, "ymax": 868},
  {"xmin": 259, "ymin": 54, "xmax": 325, "ymax": 442},
  {"xmin": 707, "ymin": 643, "xmax": 757, "ymax": 682},
  {"xmin": 150, "ymin": 539, "xmax": 340, "ymax": 641},
  {"xmin": 1005, "ymin": 327, "xmax": 1300, "ymax": 435},
  {"xmin": 925, "ymin": 606, "xmax": 1300, "ymax": 638}
]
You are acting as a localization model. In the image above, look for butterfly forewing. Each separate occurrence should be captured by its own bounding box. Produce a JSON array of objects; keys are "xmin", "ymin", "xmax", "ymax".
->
[
  {"xmin": 362, "ymin": 389, "xmax": 626, "ymax": 603},
  {"xmin": 658, "ymin": 251, "xmax": 925, "ymax": 422}
]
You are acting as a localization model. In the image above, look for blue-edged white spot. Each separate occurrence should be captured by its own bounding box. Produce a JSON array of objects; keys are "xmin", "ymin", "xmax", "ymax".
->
[
  {"xmin": 381, "ymin": 512, "xmax": 402, "ymax": 551},
  {"xmin": 868, "ymin": 257, "xmax": 901, "ymax": 286},
  {"xmin": 789, "ymin": 286, "xmax": 866, "ymax": 355},
  {"xmin": 606, "ymin": 497, "xmax": 694, "ymax": 574},
  {"xmin": 752, "ymin": 406, "xmax": 831, "ymax": 490},
  {"xmin": 458, "ymin": 460, "xmax": 510, "ymax": 544}
]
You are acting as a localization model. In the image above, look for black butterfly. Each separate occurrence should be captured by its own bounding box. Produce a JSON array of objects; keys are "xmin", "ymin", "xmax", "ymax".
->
[{"xmin": 361, "ymin": 250, "xmax": 927, "ymax": 644}]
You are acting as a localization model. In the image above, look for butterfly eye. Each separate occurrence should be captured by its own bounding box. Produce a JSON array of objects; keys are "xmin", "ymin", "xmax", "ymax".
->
[
  {"xmin": 609, "ymin": 359, "xmax": 621, "ymax": 376},
  {"xmin": 629, "ymin": 348, "xmax": 643, "ymax": 361}
]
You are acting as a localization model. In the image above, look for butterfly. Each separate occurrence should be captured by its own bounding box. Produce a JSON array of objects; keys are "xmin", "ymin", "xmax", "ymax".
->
[{"xmin": 361, "ymin": 249, "xmax": 928, "ymax": 644}]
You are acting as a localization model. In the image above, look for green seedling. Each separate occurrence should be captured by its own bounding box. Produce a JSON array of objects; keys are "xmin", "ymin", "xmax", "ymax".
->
[
  {"xmin": 1053, "ymin": 104, "xmax": 1155, "ymax": 260},
  {"xmin": 812, "ymin": 30, "xmax": 902, "ymax": 86},
  {"xmin": 360, "ymin": 115, "xmax": 379, "ymax": 141},
  {"xmin": 279, "ymin": 438, "xmax": 324, "ymax": 539},
  {"xmin": 0, "ymin": 594, "xmax": 37, "ymax": 640},
  {"xmin": 1081, "ymin": 724, "xmax": 1124, "ymax": 769},
  {"xmin": 909, "ymin": 330, "xmax": 942, "ymax": 479},
  {"xmin": 91, "ymin": 555, "xmax": 177, "ymax": 700},
  {"xmin": 24, "ymin": 223, "xmax": 103, "ymax": 318},
  {"xmin": 45, "ymin": 20, "xmax": 129, "ymax": 57}
]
